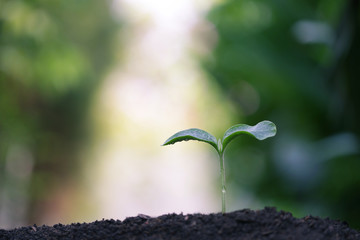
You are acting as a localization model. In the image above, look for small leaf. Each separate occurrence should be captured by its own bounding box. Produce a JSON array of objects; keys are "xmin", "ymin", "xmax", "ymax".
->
[
  {"xmin": 221, "ymin": 120, "xmax": 276, "ymax": 152},
  {"xmin": 162, "ymin": 128, "xmax": 218, "ymax": 152}
]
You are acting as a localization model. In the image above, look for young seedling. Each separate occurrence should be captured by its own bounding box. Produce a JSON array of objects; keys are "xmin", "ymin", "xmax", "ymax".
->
[{"xmin": 162, "ymin": 120, "xmax": 276, "ymax": 214}]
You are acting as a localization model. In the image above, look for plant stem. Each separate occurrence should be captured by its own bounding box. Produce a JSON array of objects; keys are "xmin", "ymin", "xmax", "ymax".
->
[{"xmin": 219, "ymin": 152, "xmax": 226, "ymax": 214}]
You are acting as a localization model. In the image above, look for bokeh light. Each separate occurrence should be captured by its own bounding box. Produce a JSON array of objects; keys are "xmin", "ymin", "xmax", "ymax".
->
[{"xmin": 1, "ymin": 0, "xmax": 360, "ymax": 230}]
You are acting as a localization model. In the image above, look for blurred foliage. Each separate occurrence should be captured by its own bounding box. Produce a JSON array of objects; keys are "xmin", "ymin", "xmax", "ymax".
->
[
  {"xmin": 205, "ymin": 0, "xmax": 360, "ymax": 229},
  {"xmin": 0, "ymin": 0, "xmax": 118, "ymax": 224},
  {"xmin": 2, "ymin": 0, "xmax": 360, "ymax": 230}
]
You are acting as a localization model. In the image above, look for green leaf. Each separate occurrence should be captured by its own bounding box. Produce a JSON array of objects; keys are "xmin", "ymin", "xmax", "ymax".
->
[
  {"xmin": 162, "ymin": 128, "xmax": 219, "ymax": 152},
  {"xmin": 221, "ymin": 120, "xmax": 276, "ymax": 152}
]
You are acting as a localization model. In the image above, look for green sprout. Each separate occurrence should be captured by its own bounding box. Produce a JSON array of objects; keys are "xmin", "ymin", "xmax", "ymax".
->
[{"xmin": 162, "ymin": 120, "xmax": 277, "ymax": 214}]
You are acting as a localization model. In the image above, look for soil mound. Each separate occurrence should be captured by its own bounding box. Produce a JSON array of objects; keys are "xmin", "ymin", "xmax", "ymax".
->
[{"xmin": 1, "ymin": 207, "xmax": 359, "ymax": 240}]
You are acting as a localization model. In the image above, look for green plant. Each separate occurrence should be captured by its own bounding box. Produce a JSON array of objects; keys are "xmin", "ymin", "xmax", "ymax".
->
[{"xmin": 162, "ymin": 120, "xmax": 277, "ymax": 213}]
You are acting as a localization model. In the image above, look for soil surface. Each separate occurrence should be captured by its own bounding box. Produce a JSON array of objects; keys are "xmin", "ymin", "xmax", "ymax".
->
[{"xmin": 0, "ymin": 207, "xmax": 359, "ymax": 240}]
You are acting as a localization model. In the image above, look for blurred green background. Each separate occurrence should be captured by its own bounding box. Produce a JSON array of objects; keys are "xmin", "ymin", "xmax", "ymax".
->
[
  {"xmin": 205, "ymin": 0, "xmax": 360, "ymax": 230},
  {"xmin": 0, "ymin": 0, "xmax": 118, "ymax": 227},
  {"xmin": 1, "ymin": 0, "xmax": 360, "ymax": 230}
]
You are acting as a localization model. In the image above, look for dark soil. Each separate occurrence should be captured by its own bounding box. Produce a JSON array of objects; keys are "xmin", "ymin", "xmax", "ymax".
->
[{"xmin": 1, "ymin": 207, "xmax": 359, "ymax": 240}]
